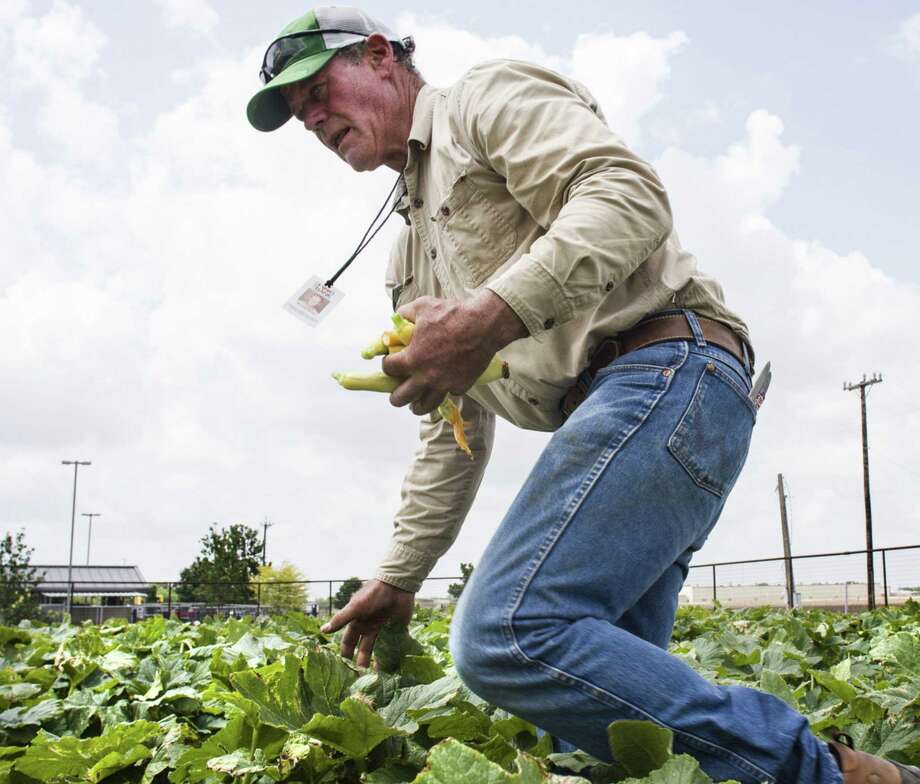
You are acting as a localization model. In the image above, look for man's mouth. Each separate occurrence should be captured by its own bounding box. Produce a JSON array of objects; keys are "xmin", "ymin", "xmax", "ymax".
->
[{"xmin": 332, "ymin": 127, "xmax": 351, "ymax": 151}]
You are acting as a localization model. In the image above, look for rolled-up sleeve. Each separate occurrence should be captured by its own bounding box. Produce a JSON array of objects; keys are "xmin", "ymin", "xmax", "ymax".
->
[
  {"xmin": 375, "ymin": 394, "xmax": 495, "ymax": 593},
  {"xmin": 454, "ymin": 61, "xmax": 674, "ymax": 336}
]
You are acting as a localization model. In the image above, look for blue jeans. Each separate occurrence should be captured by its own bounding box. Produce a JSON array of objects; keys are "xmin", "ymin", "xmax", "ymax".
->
[{"xmin": 450, "ymin": 327, "xmax": 842, "ymax": 783}]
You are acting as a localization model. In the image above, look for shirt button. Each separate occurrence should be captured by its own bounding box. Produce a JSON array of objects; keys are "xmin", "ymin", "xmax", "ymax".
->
[
  {"xmin": 543, "ymin": 318, "xmax": 555, "ymax": 330},
  {"xmin": 605, "ymin": 281, "xmax": 614, "ymax": 292},
  {"xmin": 440, "ymin": 206, "xmax": 451, "ymax": 217},
  {"xmin": 430, "ymin": 248, "xmax": 437, "ymax": 259},
  {"xmin": 412, "ymin": 197, "xmax": 424, "ymax": 209}
]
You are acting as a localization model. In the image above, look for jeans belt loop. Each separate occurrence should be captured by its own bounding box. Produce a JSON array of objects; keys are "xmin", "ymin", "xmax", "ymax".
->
[{"xmin": 682, "ymin": 309, "xmax": 707, "ymax": 348}]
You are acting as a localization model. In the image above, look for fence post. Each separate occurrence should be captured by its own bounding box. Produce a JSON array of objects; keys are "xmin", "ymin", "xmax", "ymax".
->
[
  {"xmin": 256, "ymin": 581, "xmax": 262, "ymax": 616},
  {"xmin": 167, "ymin": 583, "xmax": 173, "ymax": 618},
  {"xmin": 328, "ymin": 581, "xmax": 333, "ymax": 617},
  {"xmin": 881, "ymin": 550, "xmax": 889, "ymax": 607},
  {"xmin": 711, "ymin": 565, "xmax": 717, "ymax": 606}
]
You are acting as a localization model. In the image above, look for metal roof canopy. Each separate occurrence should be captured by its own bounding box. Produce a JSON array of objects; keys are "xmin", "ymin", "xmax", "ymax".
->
[
  {"xmin": 40, "ymin": 592, "xmax": 146, "ymax": 598},
  {"xmin": 31, "ymin": 565, "xmax": 149, "ymax": 595}
]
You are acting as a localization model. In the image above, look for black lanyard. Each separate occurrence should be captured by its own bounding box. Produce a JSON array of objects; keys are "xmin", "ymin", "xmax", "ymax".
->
[{"xmin": 324, "ymin": 175, "xmax": 405, "ymax": 288}]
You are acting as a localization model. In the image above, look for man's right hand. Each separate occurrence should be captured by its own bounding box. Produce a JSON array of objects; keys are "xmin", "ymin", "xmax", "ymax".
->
[{"xmin": 321, "ymin": 579, "xmax": 415, "ymax": 668}]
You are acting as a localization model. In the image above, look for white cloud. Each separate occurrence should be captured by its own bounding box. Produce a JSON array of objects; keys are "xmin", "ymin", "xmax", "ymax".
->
[
  {"xmin": 717, "ymin": 110, "xmax": 800, "ymax": 212},
  {"xmin": 8, "ymin": 1, "xmax": 120, "ymax": 162},
  {"xmin": 397, "ymin": 13, "xmax": 564, "ymax": 86},
  {"xmin": 11, "ymin": 1, "xmax": 105, "ymax": 88},
  {"xmin": 569, "ymin": 31, "xmax": 687, "ymax": 144},
  {"xmin": 890, "ymin": 12, "xmax": 920, "ymax": 62},
  {"xmin": 154, "ymin": 0, "xmax": 218, "ymax": 36},
  {"xmin": 36, "ymin": 87, "xmax": 121, "ymax": 162},
  {"xmin": 399, "ymin": 15, "xmax": 685, "ymax": 144}
]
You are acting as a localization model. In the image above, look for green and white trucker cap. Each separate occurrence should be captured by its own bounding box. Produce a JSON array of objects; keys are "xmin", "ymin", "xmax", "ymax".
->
[{"xmin": 247, "ymin": 6, "xmax": 403, "ymax": 132}]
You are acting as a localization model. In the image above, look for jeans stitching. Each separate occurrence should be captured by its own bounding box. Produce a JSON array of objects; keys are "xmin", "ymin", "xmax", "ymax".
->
[
  {"xmin": 709, "ymin": 363, "xmax": 758, "ymax": 419},
  {"xmin": 667, "ymin": 367, "xmax": 723, "ymax": 498},
  {"xmin": 499, "ymin": 343, "xmax": 774, "ymax": 784}
]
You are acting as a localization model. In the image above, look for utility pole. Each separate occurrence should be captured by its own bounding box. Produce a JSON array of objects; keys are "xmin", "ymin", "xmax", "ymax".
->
[
  {"xmin": 62, "ymin": 460, "xmax": 91, "ymax": 616},
  {"xmin": 776, "ymin": 474, "xmax": 795, "ymax": 609},
  {"xmin": 843, "ymin": 373, "xmax": 883, "ymax": 610},
  {"xmin": 82, "ymin": 513, "xmax": 101, "ymax": 565},
  {"xmin": 261, "ymin": 518, "xmax": 274, "ymax": 566}
]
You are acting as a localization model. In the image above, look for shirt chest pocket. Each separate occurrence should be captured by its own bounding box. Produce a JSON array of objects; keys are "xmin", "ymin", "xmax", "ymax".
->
[{"xmin": 434, "ymin": 172, "xmax": 517, "ymax": 289}]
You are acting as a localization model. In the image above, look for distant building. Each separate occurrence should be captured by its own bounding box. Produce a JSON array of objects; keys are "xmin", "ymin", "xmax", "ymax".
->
[
  {"xmin": 679, "ymin": 581, "xmax": 912, "ymax": 611},
  {"xmin": 33, "ymin": 565, "xmax": 149, "ymax": 623}
]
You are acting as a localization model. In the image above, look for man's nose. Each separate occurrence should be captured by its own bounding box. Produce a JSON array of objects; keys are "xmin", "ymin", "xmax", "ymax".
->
[{"xmin": 303, "ymin": 104, "xmax": 326, "ymax": 132}]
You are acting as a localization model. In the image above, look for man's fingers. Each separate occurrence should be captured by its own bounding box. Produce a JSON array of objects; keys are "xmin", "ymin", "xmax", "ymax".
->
[
  {"xmin": 356, "ymin": 631, "xmax": 378, "ymax": 669},
  {"xmin": 412, "ymin": 390, "xmax": 444, "ymax": 416},
  {"xmin": 340, "ymin": 623, "xmax": 361, "ymax": 661},
  {"xmin": 321, "ymin": 605, "xmax": 354, "ymax": 634},
  {"xmin": 389, "ymin": 376, "xmax": 424, "ymax": 409},
  {"xmin": 396, "ymin": 296, "xmax": 431, "ymax": 324},
  {"xmin": 381, "ymin": 350, "xmax": 409, "ymax": 379}
]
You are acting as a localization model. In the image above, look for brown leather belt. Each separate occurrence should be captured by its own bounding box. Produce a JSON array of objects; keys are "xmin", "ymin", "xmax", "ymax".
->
[{"xmin": 560, "ymin": 313, "xmax": 749, "ymax": 417}]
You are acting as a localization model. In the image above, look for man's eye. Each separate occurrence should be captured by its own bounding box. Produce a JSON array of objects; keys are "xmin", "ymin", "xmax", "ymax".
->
[{"xmin": 310, "ymin": 84, "xmax": 324, "ymax": 101}]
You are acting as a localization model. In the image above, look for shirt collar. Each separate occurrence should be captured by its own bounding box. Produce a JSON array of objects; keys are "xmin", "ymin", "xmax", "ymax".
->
[{"xmin": 407, "ymin": 83, "xmax": 436, "ymax": 152}]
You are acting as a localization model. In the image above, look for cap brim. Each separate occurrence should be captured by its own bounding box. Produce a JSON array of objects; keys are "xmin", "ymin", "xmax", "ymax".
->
[{"xmin": 247, "ymin": 49, "xmax": 338, "ymax": 132}]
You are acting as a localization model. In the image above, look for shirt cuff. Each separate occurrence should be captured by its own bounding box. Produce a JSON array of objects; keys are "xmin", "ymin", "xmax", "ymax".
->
[
  {"xmin": 375, "ymin": 541, "xmax": 439, "ymax": 594},
  {"xmin": 486, "ymin": 255, "xmax": 573, "ymax": 336}
]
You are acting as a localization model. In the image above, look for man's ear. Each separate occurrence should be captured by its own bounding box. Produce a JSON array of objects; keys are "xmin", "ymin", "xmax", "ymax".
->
[{"xmin": 364, "ymin": 33, "xmax": 394, "ymax": 74}]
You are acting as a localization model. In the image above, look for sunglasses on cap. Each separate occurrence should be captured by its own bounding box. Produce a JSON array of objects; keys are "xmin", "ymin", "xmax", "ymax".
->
[{"xmin": 259, "ymin": 30, "xmax": 415, "ymax": 85}]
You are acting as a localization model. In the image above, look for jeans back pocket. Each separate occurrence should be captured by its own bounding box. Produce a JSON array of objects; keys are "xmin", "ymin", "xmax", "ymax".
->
[{"xmin": 667, "ymin": 362, "xmax": 756, "ymax": 498}]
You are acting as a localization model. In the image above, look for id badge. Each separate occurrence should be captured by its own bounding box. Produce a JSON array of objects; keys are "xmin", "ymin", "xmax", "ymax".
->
[{"xmin": 283, "ymin": 275, "xmax": 345, "ymax": 327}]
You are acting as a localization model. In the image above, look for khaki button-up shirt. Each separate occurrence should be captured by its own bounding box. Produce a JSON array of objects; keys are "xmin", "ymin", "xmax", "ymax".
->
[{"xmin": 376, "ymin": 60, "xmax": 752, "ymax": 592}]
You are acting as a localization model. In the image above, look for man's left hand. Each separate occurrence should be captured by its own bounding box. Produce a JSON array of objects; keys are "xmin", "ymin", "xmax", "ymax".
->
[
  {"xmin": 382, "ymin": 291, "xmax": 526, "ymax": 415},
  {"xmin": 321, "ymin": 579, "xmax": 415, "ymax": 668}
]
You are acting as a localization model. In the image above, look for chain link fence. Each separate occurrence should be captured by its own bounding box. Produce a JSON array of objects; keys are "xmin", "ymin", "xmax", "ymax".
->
[{"xmin": 27, "ymin": 545, "xmax": 919, "ymax": 623}]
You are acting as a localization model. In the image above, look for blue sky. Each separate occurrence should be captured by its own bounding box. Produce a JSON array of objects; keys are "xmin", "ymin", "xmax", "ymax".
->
[{"xmin": 2, "ymin": 1, "xmax": 919, "ymax": 591}]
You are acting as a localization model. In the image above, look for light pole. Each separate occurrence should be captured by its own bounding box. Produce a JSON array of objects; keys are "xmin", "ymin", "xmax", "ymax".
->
[
  {"xmin": 62, "ymin": 460, "xmax": 91, "ymax": 616},
  {"xmin": 82, "ymin": 513, "xmax": 101, "ymax": 565}
]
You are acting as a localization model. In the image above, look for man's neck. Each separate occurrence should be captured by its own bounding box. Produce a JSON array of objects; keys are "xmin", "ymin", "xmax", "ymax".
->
[{"xmin": 385, "ymin": 73, "xmax": 425, "ymax": 172}]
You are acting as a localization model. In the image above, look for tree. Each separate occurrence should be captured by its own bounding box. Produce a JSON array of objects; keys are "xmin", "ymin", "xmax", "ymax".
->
[
  {"xmin": 0, "ymin": 530, "xmax": 40, "ymax": 624},
  {"xmin": 333, "ymin": 577, "xmax": 363, "ymax": 609},
  {"xmin": 178, "ymin": 524, "xmax": 262, "ymax": 604},
  {"xmin": 251, "ymin": 562, "xmax": 308, "ymax": 612},
  {"xmin": 448, "ymin": 562, "xmax": 475, "ymax": 600},
  {"xmin": 145, "ymin": 583, "xmax": 168, "ymax": 603}
]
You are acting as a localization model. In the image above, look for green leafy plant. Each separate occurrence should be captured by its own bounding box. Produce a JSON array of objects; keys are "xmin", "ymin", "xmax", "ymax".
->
[{"xmin": 0, "ymin": 602, "xmax": 917, "ymax": 782}]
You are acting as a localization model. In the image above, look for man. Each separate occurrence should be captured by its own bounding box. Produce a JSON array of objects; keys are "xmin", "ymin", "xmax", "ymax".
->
[{"xmin": 247, "ymin": 8, "xmax": 917, "ymax": 784}]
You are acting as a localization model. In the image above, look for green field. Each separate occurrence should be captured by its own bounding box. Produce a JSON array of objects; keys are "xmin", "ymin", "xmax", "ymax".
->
[{"xmin": 0, "ymin": 603, "xmax": 918, "ymax": 782}]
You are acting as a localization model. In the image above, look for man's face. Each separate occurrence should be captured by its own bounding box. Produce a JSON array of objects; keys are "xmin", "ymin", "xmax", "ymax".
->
[{"xmin": 281, "ymin": 47, "xmax": 396, "ymax": 172}]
